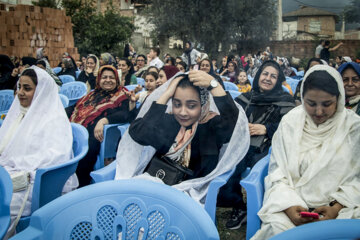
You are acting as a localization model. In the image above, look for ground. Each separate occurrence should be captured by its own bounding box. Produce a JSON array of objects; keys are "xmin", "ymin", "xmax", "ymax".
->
[{"xmin": 216, "ymin": 208, "xmax": 247, "ymax": 240}]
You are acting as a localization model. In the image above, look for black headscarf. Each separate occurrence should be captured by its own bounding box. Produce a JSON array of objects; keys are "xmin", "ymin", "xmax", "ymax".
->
[
  {"xmin": 21, "ymin": 57, "xmax": 37, "ymax": 66},
  {"xmin": 0, "ymin": 55, "xmax": 14, "ymax": 84},
  {"xmin": 239, "ymin": 60, "xmax": 295, "ymax": 105}
]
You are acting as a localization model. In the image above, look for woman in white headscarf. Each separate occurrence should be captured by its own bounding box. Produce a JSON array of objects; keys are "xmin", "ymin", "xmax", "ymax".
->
[
  {"xmin": 35, "ymin": 48, "xmax": 62, "ymax": 86},
  {"xmin": 0, "ymin": 66, "xmax": 76, "ymax": 233},
  {"xmin": 251, "ymin": 65, "xmax": 360, "ymax": 239},
  {"xmin": 115, "ymin": 70, "xmax": 250, "ymax": 204}
]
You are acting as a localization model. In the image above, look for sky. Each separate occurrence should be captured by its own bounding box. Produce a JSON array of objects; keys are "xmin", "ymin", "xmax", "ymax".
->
[{"xmin": 282, "ymin": 0, "xmax": 352, "ymax": 14}]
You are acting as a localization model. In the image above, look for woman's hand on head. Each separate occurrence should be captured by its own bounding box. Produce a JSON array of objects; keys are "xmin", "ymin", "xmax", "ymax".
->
[
  {"xmin": 248, "ymin": 123, "xmax": 267, "ymax": 136},
  {"xmin": 157, "ymin": 76, "xmax": 184, "ymax": 105},
  {"xmin": 284, "ymin": 206, "xmax": 314, "ymax": 226},
  {"xmin": 94, "ymin": 118, "xmax": 109, "ymax": 142},
  {"xmin": 188, "ymin": 70, "xmax": 213, "ymax": 88}
]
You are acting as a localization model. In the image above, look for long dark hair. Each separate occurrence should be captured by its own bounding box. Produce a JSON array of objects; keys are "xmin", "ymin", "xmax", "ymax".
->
[
  {"xmin": 119, "ymin": 57, "xmax": 135, "ymax": 86},
  {"xmin": 21, "ymin": 68, "xmax": 38, "ymax": 85}
]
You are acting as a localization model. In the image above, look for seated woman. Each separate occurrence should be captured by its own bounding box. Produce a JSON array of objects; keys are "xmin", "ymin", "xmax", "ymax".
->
[
  {"xmin": 66, "ymin": 65, "xmax": 136, "ymax": 187},
  {"xmin": 118, "ymin": 58, "xmax": 137, "ymax": 86},
  {"xmin": 218, "ymin": 60, "xmax": 295, "ymax": 229},
  {"xmin": 0, "ymin": 67, "xmax": 76, "ymax": 234},
  {"xmin": 100, "ymin": 52, "xmax": 117, "ymax": 67},
  {"xmin": 338, "ymin": 62, "xmax": 360, "ymax": 115},
  {"xmin": 77, "ymin": 54, "xmax": 100, "ymax": 91},
  {"xmin": 57, "ymin": 57, "xmax": 77, "ymax": 79},
  {"xmin": 220, "ymin": 60, "xmax": 239, "ymax": 82},
  {"xmin": 156, "ymin": 65, "xmax": 179, "ymax": 88},
  {"xmin": 36, "ymin": 48, "xmax": 62, "ymax": 86},
  {"xmin": 252, "ymin": 65, "xmax": 360, "ymax": 239},
  {"xmin": 114, "ymin": 71, "xmax": 250, "ymax": 203}
]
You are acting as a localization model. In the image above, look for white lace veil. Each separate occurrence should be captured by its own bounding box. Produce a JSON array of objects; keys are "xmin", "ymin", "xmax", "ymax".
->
[{"xmin": 115, "ymin": 72, "xmax": 250, "ymax": 204}]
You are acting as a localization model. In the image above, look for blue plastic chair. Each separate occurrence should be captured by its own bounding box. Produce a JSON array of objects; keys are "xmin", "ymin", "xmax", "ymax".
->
[
  {"xmin": 0, "ymin": 90, "xmax": 14, "ymax": 115},
  {"xmin": 91, "ymin": 149, "xmax": 249, "ymax": 223},
  {"xmin": 16, "ymin": 123, "xmax": 89, "ymax": 232},
  {"xmin": 223, "ymin": 81, "xmax": 238, "ymax": 91},
  {"xmin": 296, "ymin": 70, "xmax": 304, "ymax": 77},
  {"xmin": 270, "ymin": 219, "xmax": 360, "ymax": 240},
  {"xmin": 59, "ymin": 94, "xmax": 69, "ymax": 108},
  {"xmin": 0, "ymin": 166, "xmax": 12, "ymax": 240},
  {"xmin": 228, "ymin": 90, "xmax": 241, "ymax": 99},
  {"xmin": 58, "ymin": 75, "xmax": 75, "ymax": 84},
  {"xmin": 59, "ymin": 82, "xmax": 87, "ymax": 106},
  {"xmin": 282, "ymin": 85, "xmax": 290, "ymax": 93},
  {"xmin": 248, "ymin": 75, "xmax": 254, "ymax": 86},
  {"xmin": 136, "ymin": 77, "xmax": 145, "ymax": 87},
  {"xmin": 75, "ymin": 70, "xmax": 81, "ymax": 79},
  {"xmin": 286, "ymin": 79, "xmax": 300, "ymax": 94},
  {"xmin": 291, "ymin": 67, "xmax": 297, "ymax": 75},
  {"xmin": 94, "ymin": 123, "xmax": 130, "ymax": 170},
  {"xmin": 240, "ymin": 153, "xmax": 270, "ymax": 240},
  {"xmin": 52, "ymin": 67, "xmax": 61, "ymax": 74},
  {"xmin": 10, "ymin": 179, "xmax": 219, "ymax": 240}
]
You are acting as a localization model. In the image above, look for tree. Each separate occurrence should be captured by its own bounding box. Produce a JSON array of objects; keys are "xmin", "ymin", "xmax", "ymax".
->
[
  {"xmin": 61, "ymin": 0, "xmax": 135, "ymax": 56},
  {"xmin": 32, "ymin": 0, "xmax": 60, "ymax": 8},
  {"xmin": 147, "ymin": 0, "xmax": 275, "ymax": 57},
  {"xmin": 344, "ymin": 0, "xmax": 360, "ymax": 23}
]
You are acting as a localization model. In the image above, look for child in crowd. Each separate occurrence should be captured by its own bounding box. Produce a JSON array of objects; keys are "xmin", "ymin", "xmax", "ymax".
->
[
  {"xmin": 236, "ymin": 70, "xmax": 251, "ymax": 93},
  {"xmin": 135, "ymin": 71, "xmax": 158, "ymax": 104}
]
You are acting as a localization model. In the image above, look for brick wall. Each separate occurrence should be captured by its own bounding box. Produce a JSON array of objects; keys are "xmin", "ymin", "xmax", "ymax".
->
[
  {"xmin": 269, "ymin": 40, "xmax": 360, "ymax": 59},
  {"xmin": 0, "ymin": 4, "xmax": 79, "ymax": 67}
]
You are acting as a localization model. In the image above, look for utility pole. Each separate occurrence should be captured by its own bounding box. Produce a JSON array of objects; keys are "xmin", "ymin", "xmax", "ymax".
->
[{"xmin": 277, "ymin": 0, "xmax": 283, "ymax": 41}]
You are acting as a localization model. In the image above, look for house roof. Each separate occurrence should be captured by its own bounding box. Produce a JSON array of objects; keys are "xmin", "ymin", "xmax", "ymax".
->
[{"xmin": 283, "ymin": 6, "xmax": 337, "ymax": 17}]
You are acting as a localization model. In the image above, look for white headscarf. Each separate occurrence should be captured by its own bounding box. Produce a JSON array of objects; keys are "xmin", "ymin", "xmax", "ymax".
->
[
  {"xmin": 115, "ymin": 72, "xmax": 250, "ymax": 204},
  {"xmin": 252, "ymin": 64, "xmax": 360, "ymax": 240},
  {"xmin": 0, "ymin": 66, "xmax": 73, "ymax": 177}
]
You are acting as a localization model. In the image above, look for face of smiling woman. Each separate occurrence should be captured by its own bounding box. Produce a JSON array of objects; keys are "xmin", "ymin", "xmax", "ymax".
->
[
  {"xmin": 99, "ymin": 70, "xmax": 117, "ymax": 91},
  {"xmin": 172, "ymin": 86, "xmax": 201, "ymax": 127},
  {"xmin": 258, "ymin": 66, "xmax": 278, "ymax": 92}
]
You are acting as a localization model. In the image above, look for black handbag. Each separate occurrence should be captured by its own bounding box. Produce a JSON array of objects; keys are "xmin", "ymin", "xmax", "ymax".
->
[{"xmin": 145, "ymin": 155, "xmax": 194, "ymax": 186}]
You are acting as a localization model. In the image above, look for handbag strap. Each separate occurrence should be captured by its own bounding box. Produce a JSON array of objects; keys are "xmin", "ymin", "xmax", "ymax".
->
[{"xmin": 5, "ymin": 183, "xmax": 31, "ymax": 238}]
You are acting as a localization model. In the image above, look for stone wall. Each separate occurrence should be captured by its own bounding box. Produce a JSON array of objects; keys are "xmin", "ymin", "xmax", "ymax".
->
[{"xmin": 0, "ymin": 4, "xmax": 79, "ymax": 67}]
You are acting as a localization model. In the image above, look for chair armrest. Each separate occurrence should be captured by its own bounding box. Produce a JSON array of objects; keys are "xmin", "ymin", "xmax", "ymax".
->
[
  {"xmin": 204, "ymin": 167, "xmax": 235, "ymax": 223},
  {"xmin": 90, "ymin": 161, "xmax": 116, "ymax": 183},
  {"xmin": 240, "ymin": 154, "xmax": 270, "ymax": 240}
]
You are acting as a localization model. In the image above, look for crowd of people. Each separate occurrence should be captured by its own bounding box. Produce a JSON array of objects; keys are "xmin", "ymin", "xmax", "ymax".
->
[{"xmin": 0, "ymin": 40, "xmax": 360, "ymax": 239}]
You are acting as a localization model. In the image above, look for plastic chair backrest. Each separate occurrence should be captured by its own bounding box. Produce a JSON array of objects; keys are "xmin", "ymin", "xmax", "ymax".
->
[
  {"xmin": 223, "ymin": 81, "xmax": 239, "ymax": 91},
  {"xmin": 59, "ymin": 94, "xmax": 69, "ymax": 108},
  {"xmin": 228, "ymin": 90, "xmax": 241, "ymax": 99},
  {"xmin": 286, "ymin": 79, "xmax": 300, "ymax": 94},
  {"xmin": 240, "ymin": 153, "xmax": 270, "ymax": 240},
  {"xmin": 0, "ymin": 90, "xmax": 14, "ymax": 113},
  {"xmin": 11, "ymin": 179, "xmax": 219, "ymax": 240},
  {"xmin": 58, "ymin": 75, "xmax": 75, "ymax": 84},
  {"xmin": 52, "ymin": 67, "xmax": 61, "ymax": 74},
  {"xmin": 59, "ymin": 82, "xmax": 87, "ymax": 106},
  {"xmin": 0, "ymin": 166, "xmax": 12, "ymax": 240},
  {"xmin": 16, "ymin": 123, "xmax": 89, "ymax": 232},
  {"xmin": 75, "ymin": 70, "xmax": 81, "ymax": 79},
  {"xmin": 282, "ymin": 85, "xmax": 290, "ymax": 93},
  {"xmin": 269, "ymin": 219, "xmax": 360, "ymax": 240},
  {"xmin": 94, "ymin": 123, "xmax": 130, "ymax": 170},
  {"xmin": 124, "ymin": 84, "xmax": 137, "ymax": 91},
  {"xmin": 136, "ymin": 77, "xmax": 145, "ymax": 86},
  {"xmin": 296, "ymin": 70, "xmax": 304, "ymax": 77}
]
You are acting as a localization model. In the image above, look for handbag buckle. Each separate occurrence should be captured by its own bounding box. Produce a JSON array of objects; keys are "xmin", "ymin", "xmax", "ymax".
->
[{"xmin": 155, "ymin": 169, "xmax": 166, "ymax": 180}]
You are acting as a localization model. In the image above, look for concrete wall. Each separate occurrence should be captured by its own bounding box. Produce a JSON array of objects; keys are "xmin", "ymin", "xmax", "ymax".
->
[{"xmin": 269, "ymin": 40, "xmax": 360, "ymax": 59}]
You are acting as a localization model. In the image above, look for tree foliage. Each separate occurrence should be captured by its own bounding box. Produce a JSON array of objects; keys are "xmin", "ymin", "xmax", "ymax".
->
[
  {"xmin": 34, "ymin": 0, "xmax": 135, "ymax": 56},
  {"xmin": 344, "ymin": 0, "xmax": 360, "ymax": 23},
  {"xmin": 148, "ymin": 0, "xmax": 276, "ymax": 57},
  {"xmin": 61, "ymin": 0, "xmax": 135, "ymax": 56}
]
